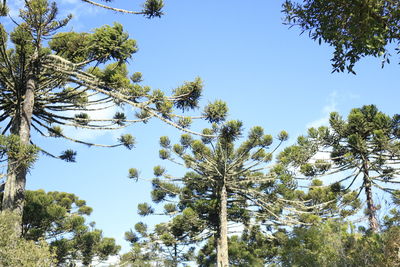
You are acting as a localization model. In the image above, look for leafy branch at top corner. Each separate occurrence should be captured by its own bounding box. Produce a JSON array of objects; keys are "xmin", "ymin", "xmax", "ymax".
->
[{"xmin": 282, "ymin": 0, "xmax": 400, "ymax": 74}]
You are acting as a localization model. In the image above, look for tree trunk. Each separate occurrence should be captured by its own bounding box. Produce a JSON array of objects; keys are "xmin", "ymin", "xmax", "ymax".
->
[
  {"xmin": 363, "ymin": 161, "xmax": 379, "ymax": 232},
  {"xmin": 173, "ymin": 244, "xmax": 178, "ymax": 267},
  {"xmin": 1, "ymin": 78, "xmax": 35, "ymax": 235},
  {"xmin": 216, "ymin": 182, "xmax": 229, "ymax": 267}
]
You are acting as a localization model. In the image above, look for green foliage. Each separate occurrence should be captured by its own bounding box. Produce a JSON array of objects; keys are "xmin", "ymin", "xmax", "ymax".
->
[
  {"xmin": 119, "ymin": 134, "xmax": 135, "ymax": 149},
  {"xmin": 281, "ymin": 220, "xmax": 352, "ymax": 267},
  {"xmin": 125, "ymin": 207, "xmax": 201, "ymax": 266},
  {"xmin": 0, "ymin": 135, "xmax": 39, "ymax": 169},
  {"xmin": 197, "ymin": 226, "xmax": 282, "ymax": 267},
  {"xmin": 128, "ymin": 168, "xmax": 139, "ymax": 180},
  {"xmin": 0, "ymin": 212, "xmax": 55, "ymax": 267},
  {"xmin": 59, "ymin": 149, "xmax": 77, "ymax": 162},
  {"xmin": 173, "ymin": 77, "xmax": 203, "ymax": 111},
  {"xmin": 89, "ymin": 22, "xmax": 138, "ymax": 63},
  {"xmin": 142, "ymin": 0, "xmax": 164, "ymax": 18},
  {"xmin": 137, "ymin": 202, "xmax": 154, "ymax": 216},
  {"xmin": 49, "ymin": 32, "xmax": 91, "ymax": 63},
  {"xmin": 203, "ymin": 100, "xmax": 228, "ymax": 123},
  {"xmin": 283, "ymin": 0, "xmax": 400, "ymax": 73},
  {"xmin": 0, "ymin": 0, "xmax": 226, "ymax": 164},
  {"xmin": 19, "ymin": 190, "xmax": 120, "ymax": 266},
  {"xmin": 281, "ymin": 220, "xmax": 400, "ymax": 267},
  {"xmin": 131, "ymin": 122, "xmax": 312, "ymax": 266},
  {"xmin": 279, "ymin": 105, "xmax": 400, "ymax": 231}
]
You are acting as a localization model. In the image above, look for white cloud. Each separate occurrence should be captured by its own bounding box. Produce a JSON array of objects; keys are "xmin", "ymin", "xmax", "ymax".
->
[
  {"xmin": 306, "ymin": 91, "xmax": 338, "ymax": 129},
  {"xmin": 62, "ymin": 99, "xmax": 123, "ymax": 143},
  {"xmin": 7, "ymin": 0, "xmax": 24, "ymax": 18}
]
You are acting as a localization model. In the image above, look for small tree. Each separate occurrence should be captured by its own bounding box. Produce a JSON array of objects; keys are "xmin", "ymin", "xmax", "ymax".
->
[
  {"xmin": 132, "ymin": 121, "xmax": 321, "ymax": 267},
  {"xmin": 1, "ymin": 189, "xmax": 121, "ymax": 266},
  {"xmin": 126, "ymin": 208, "xmax": 202, "ymax": 267},
  {"xmin": 0, "ymin": 211, "xmax": 55, "ymax": 267},
  {"xmin": 279, "ymin": 105, "xmax": 400, "ymax": 232}
]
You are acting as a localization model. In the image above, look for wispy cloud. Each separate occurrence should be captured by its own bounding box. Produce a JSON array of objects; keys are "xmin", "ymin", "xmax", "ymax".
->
[
  {"xmin": 7, "ymin": 0, "xmax": 102, "ymax": 30},
  {"xmin": 7, "ymin": 0, "xmax": 24, "ymax": 18},
  {"xmin": 58, "ymin": 0, "xmax": 103, "ymax": 27},
  {"xmin": 306, "ymin": 91, "xmax": 338, "ymax": 129},
  {"xmin": 63, "ymin": 101, "xmax": 123, "ymax": 143}
]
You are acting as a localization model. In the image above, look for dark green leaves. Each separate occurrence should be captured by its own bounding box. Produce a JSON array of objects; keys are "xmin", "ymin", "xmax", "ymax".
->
[
  {"xmin": 49, "ymin": 32, "xmax": 90, "ymax": 63},
  {"xmin": 203, "ymin": 100, "xmax": 228, "ymax": 123},
  {"xmin": 59, "ymin": 149, "xmax": 77, "ymax": 162},
  {"xmin": 137, "ymin": 203, "xmax": 154, "ymax": 216},
  {"xmin": 89, "ymin": 23, "xmax": 137, "ymax": 63},
  {"xmin": 283, "ymin": 0, "xmax": 400, "ymax": 73},
  {"xmin": 142, "ymin": 0, "xmax": 164, "ymax": 18},
  {"xmin": 173, "ymin": 77, "xmax": 203, "ymax": 111},
  {"xmin": 113, "ymin": 112, "xmax": 126, "ymax": 126},
  {"xmin": 119, "ymin": 134, "xmax": 135, "ymax": 149},
  {"xmin": 219, "ymin": 120, "xmax": 243, "ymax": 142},
  {"xmin": 128, "ymin": 168, "xmax": 139, "ymax": 180}
]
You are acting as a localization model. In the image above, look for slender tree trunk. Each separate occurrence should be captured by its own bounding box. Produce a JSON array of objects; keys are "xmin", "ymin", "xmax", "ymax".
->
[
  {"xmin": 363, "ymin": 161, "xmax": 379, "ymax": 232},
  {"xmin": 216, "ymin": 182, "xmax": 229, "ymax": 267},
  {"xmin": 173, "ymin": 244, "xmax": 178, "ymax": 267},
  {"xmin": 1, "ymin": 78, "xmax": 35, "ymax": 235}
]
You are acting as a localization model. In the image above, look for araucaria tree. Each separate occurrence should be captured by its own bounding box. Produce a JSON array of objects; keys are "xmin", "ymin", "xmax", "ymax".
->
[
  {"xmin": 280, "ymin": 105, "xmax": 400, "ymax": 232},
  {"xmin": 0, "ymin": 0, "xmax": 227, "ymax": 233},
  {"xmin": 133, "ymin": 121, "xmax": 318, "ymax": 267}
]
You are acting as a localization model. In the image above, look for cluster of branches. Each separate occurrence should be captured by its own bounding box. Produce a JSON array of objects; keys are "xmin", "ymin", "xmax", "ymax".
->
[
  {"xmin": 127, "ymin": 121, "xmax": 351, "ymax": 266},
  {"xmin": 0, "ymin": 0, "xmax": 164, "ymax": 17},
  {"xmin": 282, "ymin": 0, "xmax": 400, "ymax": 73},
  {"xmin": 0, "ymin": 0, "xmax": 228, "ymax": 233},
  {"xmin": 278, "ymin": 105, "xmax": 400, "ymax": 232}
]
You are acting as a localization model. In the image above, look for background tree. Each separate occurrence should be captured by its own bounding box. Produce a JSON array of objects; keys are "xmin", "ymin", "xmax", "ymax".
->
[
  {"xmin": 125, "ymin": 207, "xmax": 202, "ymax": 267},
  {"xmin": 131, "ymin": 121, "xmax": 324, "ymax": 267},
  {"xmin": 197, "ymin": 225, "xmax": 283, "ymax": 267},
  {"xmin": 279, "ymin": 105, "xmax": 400, "ymax": 232},
  {"xmin": 280, "ymin": 219, "xmax": 400, "ymax": 267},
  {"xmin": 282, "ymin": 0, "xmax": 400, "ymax": 73},
  {"xmin": 0, "ymin": 189, "xmax": 120, "ymax": 266},
  {"xmin": 0, "ymin": 211, "xmax": 55, "ymax": 267},
  {"xmin": 0, "ymin": 0, "xmax": 227, "ymax": 234}
]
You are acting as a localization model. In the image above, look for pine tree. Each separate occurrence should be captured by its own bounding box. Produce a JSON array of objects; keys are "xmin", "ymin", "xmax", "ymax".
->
[
  {"xmin": 0, "ymin": 0, "xmax": 227, "ymax": 234},
  {"xmin": 279, "ymin": 105, "xmax": 400, "ymax": 232},
  {"xmin": 131, "ymin": 121, "xmax": 320, "ymax": 267}
]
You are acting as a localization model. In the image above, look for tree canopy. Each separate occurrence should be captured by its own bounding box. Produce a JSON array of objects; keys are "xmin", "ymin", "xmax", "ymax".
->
[
  {"xmin": 279, "ymin": 105, "xmax": 400, "ymax": 232},
  {"xmin": 0, "ymin": 0, "xmax": 227, "ymax": 235},
  {"xmin": 130, "ymin": 121, "xmax": 333, "ymax": 266},
  {"xmin": 283, "ymin": 0, "xmax": 400, "ymax": 73}
]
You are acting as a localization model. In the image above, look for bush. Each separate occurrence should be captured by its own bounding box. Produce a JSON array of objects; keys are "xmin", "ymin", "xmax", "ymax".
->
[{"xmin": 0, "ymin": 212, "xmax": 55, "ymax": 267}]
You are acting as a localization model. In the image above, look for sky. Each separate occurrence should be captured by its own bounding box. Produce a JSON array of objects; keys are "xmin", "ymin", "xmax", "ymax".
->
[{"xmin": 5, "ymin": 0, "xmax": 400, "ymax": 258}]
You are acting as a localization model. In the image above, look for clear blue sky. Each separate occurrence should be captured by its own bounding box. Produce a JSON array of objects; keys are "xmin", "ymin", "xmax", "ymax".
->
[{"xmin": 7, "ymin": 0, "xmax": 400, "ymax": 254}]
